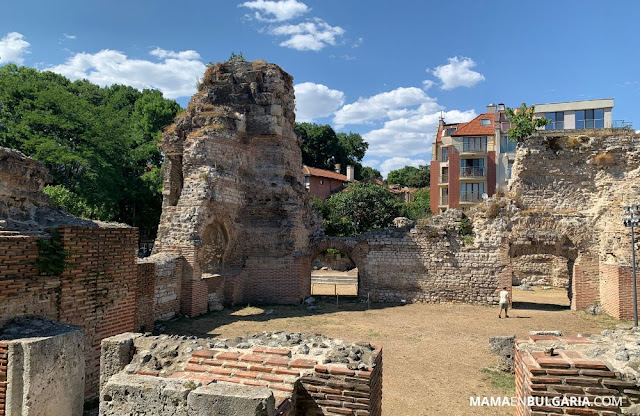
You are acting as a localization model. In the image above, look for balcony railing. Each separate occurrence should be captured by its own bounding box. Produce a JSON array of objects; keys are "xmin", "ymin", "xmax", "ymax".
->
[
  {"xmin": 440, "ymin": 174, "xmax": 448, "ymax": 183},
  {"xmin": 460, "ymin": 167, "xmax": 485, "ymax": 177},
  {"xmin": 440, "ymin": 195, "xmax": 448, "ymax": 205},
  {"xmin": 462, "ymin": 143, "xmax": 487, "ymax": 153},
  {"xmin": 460, "ymin": 192, "xmax": 483, "ymax": 203}
]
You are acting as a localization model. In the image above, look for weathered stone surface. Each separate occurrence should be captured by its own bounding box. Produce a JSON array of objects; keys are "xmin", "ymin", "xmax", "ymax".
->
[
  {"xmin": 1, "ymin": 318, "xmax": 84, "ymax": 416},
  {"xmin": 187, "ymin": 383, "xmax": 275, "ymax": 416},
  {"xmin": 488, "ymin": 335, "xmax": 516, "ymax": 372},
  {"xmin": 100, "ymin": 332, "xmax": 143, "ymax": 392},
  {"xmin": 153, "ymin": 60, "xmax": 320, "ymax": 311}
]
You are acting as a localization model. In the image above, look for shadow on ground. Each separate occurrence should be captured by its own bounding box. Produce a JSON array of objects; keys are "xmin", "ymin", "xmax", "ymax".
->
[
  {"xmin": 512, "ymin": 301, "xmax": 570, "ymax": 312},
  {"xmin": 160, "ymin": 297, "xmax": 408, "ymax": 338}
]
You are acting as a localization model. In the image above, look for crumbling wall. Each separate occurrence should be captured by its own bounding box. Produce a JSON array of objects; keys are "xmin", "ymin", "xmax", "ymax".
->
[
  {"xmin": 152, "ymin": 60, "xmax": 320, "ymax": 314},
  {"xmin": 506, "ymin": 132, "xmax": 640, "ymax": 315},
  {"xmin": 514, "ymin": 330, "xmax": 640, "ymax": 415},
  {"xmin": 99, "ymin": 332, "xmax": 382, "ymax": 416},
  {"xmin": 511, "ymin": 254, "xmax": 569, "ymax": 287}
]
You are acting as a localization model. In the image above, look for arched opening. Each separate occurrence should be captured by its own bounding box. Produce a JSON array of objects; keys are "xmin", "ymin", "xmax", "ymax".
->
[
  {"xmin": 199, "ymin": 221, "xmax": 229, "ymax": 275},
  {"xmin": 508, "ymin": 237, "xmax": 577, "ymax": 310},
  {"xmin": 309, "ymin": 241, "xmax": 360, "ymax": 299}
]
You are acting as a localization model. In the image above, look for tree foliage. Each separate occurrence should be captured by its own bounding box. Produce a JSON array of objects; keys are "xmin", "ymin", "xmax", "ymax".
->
[
  {"xmin": 313, "ymin": 183, "xmax": 399, "ymax": 236},
  {"xmin": 359, "ymin": 166, "xmax": 382, "ymax": 180},
  {"xmin": 228, "ymin": 52, "xmax": 246, "ymax": 62},
  {"xmin": 0, "ymin": 64, "xmax": 180, "ymax": 235},
  {"xmin": 295, "ymin": 122, "xmax": 373, "ymax": 180},
  {"xmin": 400, "ymin": 189, "xmax": 431, "ymax": 220},
  {"xmin": 506, "ymin": 103, "xmax": 549, "ymax": 142},
  {"xmin": 387, "ymin": 165, "xmax": 430, "ymax": 188}
]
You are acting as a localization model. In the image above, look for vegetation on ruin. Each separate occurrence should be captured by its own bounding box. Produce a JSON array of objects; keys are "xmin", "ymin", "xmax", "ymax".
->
[
  {"xmin": 505, "ymin": 103, "xmax": 550, "ymax": 142},
  {"xmin": 386, "ymin": 165, "xmax": 430, "ymax": 188},
  {"xmin": 0, "ymin": 65, "xmax": 181, "ymax": 236},
  {"xmin": 458, "ymin": 216, "xmax": 473, "ymax": 236},
  {"xmin": 594, "ymin": 152, "xmax": 615, "ymax": 168},
  {"xmin": 313, "ymin": 182, "xmax": 399, "ymax": 236},
  {"xmin": 228, "ymin": 51, "xmax": 246, "ymax": 62},
  {"xmin": 36, "ymin": 228, "xmax": 70, "ymax": 276},
  {"xmin": 295, "ymin": 122, "xmax": 373, "ymax": 180}
]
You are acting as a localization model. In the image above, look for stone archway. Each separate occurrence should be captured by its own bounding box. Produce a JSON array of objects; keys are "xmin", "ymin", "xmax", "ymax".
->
[{"xmin": 308, "ymin": 237, "xmax": 368, "ymax": 298}]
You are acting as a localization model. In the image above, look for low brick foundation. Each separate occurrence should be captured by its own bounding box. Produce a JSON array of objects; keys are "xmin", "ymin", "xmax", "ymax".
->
[
  {"xmin": 0, "ymin": 342, "xmax": 7, "ymax": 416},
  {"xmin": 515, "ymin": 333, "xmax": 640, "ymax": 415},
  {"xmin": 100, "ymin": 333, "xmax": 382, "ymax": 416}
]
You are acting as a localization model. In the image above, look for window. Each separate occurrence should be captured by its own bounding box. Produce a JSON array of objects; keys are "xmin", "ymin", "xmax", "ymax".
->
[
  {"xmin": 507, "ymin": 161, "xmax": 513, "ymax": 180},
  {"xmin": 445, "ymin": 127, "xmax": 457, "ymax": 136},
  {"xmin": 441, "ymin": 167, "xmax": 448, "ymax": 183},
  {"xmin": 319, "ymin": 179, "xmax": 324, "ymax": 185},
  {"xmin": 463, "ymin": 137, "xmax": 487, "ymax": 152},
  {"xmin": 460, "ymin": 183, "xmax": 485, "ymax": 202},
  {"xmin": 500, "ymin": 135, "xmax": 517, "ymax": 153},
  {"xmin": 442, "ymin": 147, "xmax": 448, "ymax": 162},
  {"xmin": 304, "ymin": 176, "xmax": 310, "ymax": 189},
  {"xmin": 460, "ymin": 158, "xmax": 485, "ymax": 177},
  {"xmin": 441, "ymin": 188, "xmax": 448, "ymax": 205},
  {"xmin": 480, "ymin": 118, "xmax": 491, "ymax": 126},
  {"xmin": 544, "ymin": 112, "xmax": 564, "ymax": 130},
  {"xmin": 576, "ymin": 109, "xmax": 605, "ymax": 129}
]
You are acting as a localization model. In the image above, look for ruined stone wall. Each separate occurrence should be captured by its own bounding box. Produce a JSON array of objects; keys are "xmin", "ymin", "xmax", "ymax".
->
[
  {"xmin": 514, "ymin": 331, "xmax": 640, "ymax": 415},
  {"xmin": 0, "ymin": 226, "xmax": 139, "ymax": 399},
  {"xmin": 0, "ymin": 342, "xmax": 7, "ymax": 416},
  {"xmin": 136, "ymin": 254, "xmax": 183, "ymax": 323},
  {"xmin": 511, "ymin": 254, "xmax": 569, "ymax": 287},
  {"xmin": 312, "ymin": 252, "xmax": 355, "ymax": 272},
  {"xmin": 507, "ymin": 132, "xmax": 640, "ymax": 315},
  {"xmin": 153, "ymin": 60, "xmax": 319, "ymax": 314}
]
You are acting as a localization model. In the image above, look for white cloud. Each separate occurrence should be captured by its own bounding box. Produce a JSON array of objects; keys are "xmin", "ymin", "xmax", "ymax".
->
[
  {"xmin": 239, "ymin": 0, "xmax": 309, "ymax": 21},
  {"xmin": 421, "ymin": 79, "xmax": 435, "ymax": 90},
  {"xmin": 430, "ymin": 56, "xmax": 485, "ymax": 90},
  {"xmin": 380, "ymin": 157, "xmax": 428, "ymax": 178},
  {"xmin": 63, "ymin": 34, "xmax": 77, "ymax": 40},
  {"xmin": 363, "ymin": 109, "xmax": 476, "ymax": 158},
  {"xmin": 0, "ymin": 32, "xmax": 30, "ymax": 64},
  {"xmin": 333, "ymin": 87, "xmax": 436, "ymax": 127},
  {"xmin": 46, "ymin": 48, "xmax": 206, "ymax": 99},
  {"xmin": 294, "ymin": 82, "xmax": 345, "ymax": 122},
  {"xmin": 149, "ymin": 47, "xmax": 201, "ymax": 60},
  {"xmin": 271, "ymin": 18, "xmax": 345, "ymax": 51}
]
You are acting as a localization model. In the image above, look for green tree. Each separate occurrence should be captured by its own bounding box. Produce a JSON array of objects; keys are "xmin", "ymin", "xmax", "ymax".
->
[
  {"xmin": 359, "ymin": 166, "xmax": 382, "ymax": 180},
  {"xmin": 314, "ymin": 182, "xmax": 399, "ymax": 236},
  {"xmin": 400, "ymin": 189, "xmax": 431, "ymax": 220},
  {"xmin": 506, "ymin": 103, "xmax": 550, "ymax": 142},
  {"xmin": 228, "ymin": 52, "xmax": 246, "ymax": 62},
  {"xmin": 295, "ymin": 123, "xmax": 370, "ymax": 179},
  {"xmin": 387, "ymin": 165, "xmax": 430, "ymax": 187},
  {"xmin": 0, "ymin": 64, "xmax": 180, "ymax": 236}
]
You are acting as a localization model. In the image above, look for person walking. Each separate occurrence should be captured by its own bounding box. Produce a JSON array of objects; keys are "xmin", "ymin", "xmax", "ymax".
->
[{"xmin": 498, "ymin": 287, "xmax": 510, "ymax": 318}]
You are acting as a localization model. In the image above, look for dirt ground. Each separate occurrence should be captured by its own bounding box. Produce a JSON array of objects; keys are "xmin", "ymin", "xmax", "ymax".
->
[{"xmin": 164, "ymin": 288, "xmax": 625, "ymax": 416}]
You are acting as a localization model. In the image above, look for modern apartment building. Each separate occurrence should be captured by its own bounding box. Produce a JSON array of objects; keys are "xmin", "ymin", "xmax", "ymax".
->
[{"xmin": 430, "ymin": 99, "xmax": 615, "ymax": 214}]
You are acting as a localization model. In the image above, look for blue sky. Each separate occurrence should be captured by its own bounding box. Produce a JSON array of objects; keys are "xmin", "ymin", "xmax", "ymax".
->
[{"xmin": 1, "ymin": 0, "xmax": 639, "ymax": 177}]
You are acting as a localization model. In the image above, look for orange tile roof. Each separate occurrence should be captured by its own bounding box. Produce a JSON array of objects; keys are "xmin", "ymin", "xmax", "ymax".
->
[
  {"xmin": 435, "ymin": 122, "xmax": 463, "ymax": 143},
  {"xmin": 451, "ymin": 113, "xmax": 495, "ymax": 136},
  {"xmin": 302, "ymin": 165, "xmax": 348, "ymax": 181}
]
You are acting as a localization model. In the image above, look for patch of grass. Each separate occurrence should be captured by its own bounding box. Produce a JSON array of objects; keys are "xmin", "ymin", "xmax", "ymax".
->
[
  {"xmin": 594, "ymin": 152, "xmax": 615, "ymax": 169},
  {"xmin": 480, "ymin": 368, "xmax": 515, "ymax": 394}
]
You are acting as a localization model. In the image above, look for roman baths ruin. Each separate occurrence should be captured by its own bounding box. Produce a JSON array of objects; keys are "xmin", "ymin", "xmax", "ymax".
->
[{"xmin": 1, "ymin": 60, "xmax": 640, "ymax": 414}]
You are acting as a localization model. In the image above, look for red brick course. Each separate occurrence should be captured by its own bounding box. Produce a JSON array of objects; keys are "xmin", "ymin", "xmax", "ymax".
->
[
  {"xmin": 0, "ymin": 226, "xmax": 140, "ymax": 399},
  {"xmin": 0, "ymin": 343, "xmax": 7, "ymax": 416},
  {"xmin": 515, "ymin": 335, "xmax": 640, "ymax": 416}
]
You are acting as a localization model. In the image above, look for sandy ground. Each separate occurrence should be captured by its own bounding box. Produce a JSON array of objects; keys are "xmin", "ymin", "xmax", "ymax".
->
[{"xmin": 164, "ymin": 287, "xmax": 624, "ymax": 416}]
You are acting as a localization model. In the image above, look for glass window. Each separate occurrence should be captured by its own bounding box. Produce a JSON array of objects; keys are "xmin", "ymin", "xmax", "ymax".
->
[
  {"xmin": 576, "ymin": 109, "xmax": 605, "ymax": 129},
  {"xmin": 445, "ymin": 127, "xmax": 457, "ymax": 136},
  {"xmin": 304, "ymin": 176, "xmax": 310, "ymax": 189},
  {"xmin": 507, "ymin": 161, "xmax": 513, "ymax": 180},
  {"xmin": 500, "ymin": 135, "xmax": 517, "ymax": 153},
  {"xmin": 462, "ymin": 137, "xmax": 487, "ymax": 152},
  {"xmin": 442, "ymin": 147, "xmax": 448, "ymax": 162},
  {"xmin": 545, "ymin": 112, "xmax": 564, "ymax": 130},
  {"xmin": 480, "ymin": 118, "xmax": 491, "ymax": 126}
]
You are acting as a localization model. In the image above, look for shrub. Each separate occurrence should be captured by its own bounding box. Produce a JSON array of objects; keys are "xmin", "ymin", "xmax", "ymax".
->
[
  {"xmin": 594, "ymin": 153, "xmax": 615, "ymax": 168},
  {"xmin": 485, "ymin": 200, "xmax": 507, "ymax": 219},
  {"xmin": 459, "ymin": 216, "xmax": 473, "ymax": 236},
  {"xmin": 566, "ymin": 136, "xmax": 582, "ymax": 149}
]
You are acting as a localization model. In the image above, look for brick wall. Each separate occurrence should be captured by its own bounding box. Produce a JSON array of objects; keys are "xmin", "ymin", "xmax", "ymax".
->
[
  {"xmin": 572, "ymin": 253, "xmax": 600, "ymax": 311},
  {"xmin": 487, "ymin": 150, "xmax": 496, "ymax": 196},
  {"xmin": 239, "ymin": 256, "xmax": 311, "ymax": 304},
  {"xmin": 0, "ymin": 342, "xmax": 7, "ymax": 416},
  {"xmin": 135, "ymin": 263, "xmax": 156, "ymax": 332},
  {"xmin": 600, "ymin": 263, "xmax": 636, "ymax": 319},
  {"xmin": 0, "ymin": 226, "xmax": 139, "ymax": 399},
  {"xmin": 515, "ymin": 334, "xmax": 640, "ymax": 415}
]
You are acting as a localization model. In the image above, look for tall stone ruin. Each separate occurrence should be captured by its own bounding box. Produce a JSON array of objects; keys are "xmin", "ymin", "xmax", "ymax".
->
[{"xmin": 153, "ymin": 60, "xmax": 318, "ymax": 315}]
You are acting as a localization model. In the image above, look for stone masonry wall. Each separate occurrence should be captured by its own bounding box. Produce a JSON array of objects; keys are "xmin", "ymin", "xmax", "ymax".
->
[
  {"xmin": 515, "ymin": 331, "xmax": 640, "ymax": 415},
  {"xmin": 100, "ymin": 332, "xmax": 382, "ymax": 416},
  {"xmin": 0, "ymin": 342, "xmax": 7, "ymax": 416},
  {"xmin": 153, "ymin": 60, "xmax": 319, "ymax": 314},
  {"xmin": 0, "ymin": 226, "xmax": 139, "ymax": 399}
]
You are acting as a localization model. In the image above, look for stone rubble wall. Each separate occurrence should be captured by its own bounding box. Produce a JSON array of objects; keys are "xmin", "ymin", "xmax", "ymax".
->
[
  {"xmin": 312, "ymin": 252, "xmax": 356, "ymax": 272},
  {"xmin": 511, "ymin": 254, "xmax": 569, "ymax": 287},
  {"xmin": 514, "ymin": 330, "xmax": 640, "ymax": 415},
  {"xmin": 99, "ymin": 332, "xmax": 382, "ymax": 416}
]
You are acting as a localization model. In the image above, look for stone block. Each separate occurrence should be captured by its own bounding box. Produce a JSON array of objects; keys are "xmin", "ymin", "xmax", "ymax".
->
[
  {"xmin": 188, "ymin": 383, "xmax": 275, "ymax": 416},
  {"xmin": 100, "ymin": 332, "xmax": 143, "ymax": 392},
  {"xmin": 488, "ymin": 335, "xmax": 515, "ymax": 372},
  {"xmin": 2, "ymin": 319, "xmax": 84, "ymax": 416}
]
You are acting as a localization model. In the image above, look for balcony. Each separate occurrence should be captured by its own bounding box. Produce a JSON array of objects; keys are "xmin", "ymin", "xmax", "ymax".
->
[
  {"xmin": 440, "ymin": 174, "xmax": 448, "ymax": 184},
  {"xmin": 462, "ymin": 143, "xmax": 487, "ymax": 153},
  {"xmin": 439, "ymin": 195, "xmax": 448, "ymax": 205},
  {"xmin": 460, "ymin": 167, "xmax": 485, "ymax": 178},
  {"xmin": 460, "ymin": 192, "xmax": 483, "ymax": 203}
]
